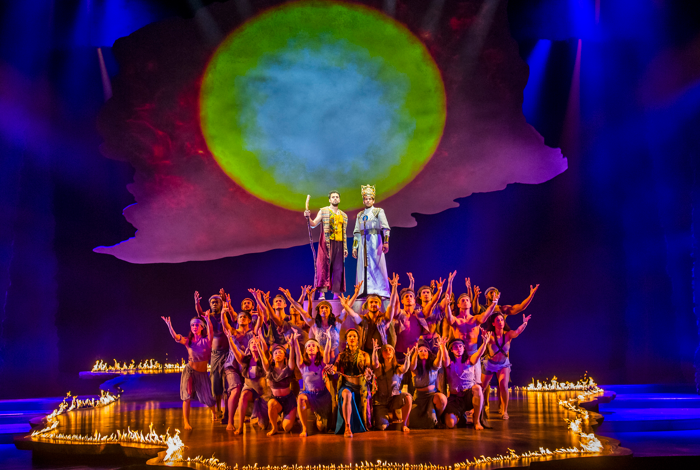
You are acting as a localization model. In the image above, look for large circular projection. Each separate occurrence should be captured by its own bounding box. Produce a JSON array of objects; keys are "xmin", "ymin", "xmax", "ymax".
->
[{"xmin": 200, "ymin": 1, "xmax": 446, "ymax": 211}]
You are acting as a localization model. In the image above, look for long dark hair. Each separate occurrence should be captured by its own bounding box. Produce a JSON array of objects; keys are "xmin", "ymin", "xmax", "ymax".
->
[
  {"xmin": 416, "ymin": 349, "xmax": 437, "ymax": 377},
  {"xmin": 448, "ymin": 341, "xmax": 469, "ymax": 364},
  {"xmin": 302, "ymin": 341, "xmax": 324, "ymax": 366},
  {"xmin": 314, "ymin": 301, "xmax": 336, "ymax": 328}
]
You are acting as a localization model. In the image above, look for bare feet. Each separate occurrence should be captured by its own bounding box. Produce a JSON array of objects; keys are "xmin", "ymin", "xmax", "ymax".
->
[
  {"xmin": 474, "ymin": 422, "xmax": 484, "ymax": 430},
  {"xmin": 344, "ymin": 426, "xmax": 353, "ymax": 438},
  {"xmin": 211, "ymin": 413, "xmax": 218, "ymax": 422},
  {"xmin": 502, "ymin": 412, "xmax": 509, "ymax": 420},
  {"xmin": 233, "ymin": 428, "xmax": 242, "ymax": 435},
  {"xmin": 402, "ymin": 425, "xmax": 410, "ymax": 433},
  {"xmin": 184, "ymin": 422, "xmax": 193, "ymax": 430},
  {"xmin": 267, "ymin": 427, "xmax": 279, "ymax": 437},
  {"xmin": 299, "ymin": 428, "xmax": 308, "ymax": 437},
  {"xmin": 226, "ymin": 424, "xmax": 235, "ymax": 431}
]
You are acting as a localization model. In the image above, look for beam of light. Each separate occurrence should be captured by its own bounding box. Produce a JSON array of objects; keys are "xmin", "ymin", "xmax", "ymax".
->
[
  {"xmin": 188, "ymin": 0, "xmax": 223, "ymax": 45},
  {"xmin": 561, "ymin": 39, "xmax": 582, "ymax": 160},
  {"xmin": 453, "ymin": 0, "xmax": 501, "ymax": 76},
  {"xmin": 522, "ymin": 40, "xmax": 552, "ymax": 127},
  {"xmin": 569, "ymin": 0, "xmax": 596, "ymax": 40},
  {"xmin": 96, "ymin": 47, "xmax": 112, "ymax": 102},
  {"xmin": 420, "ymin": 0, "xmax": 446, "ymax": 38}
]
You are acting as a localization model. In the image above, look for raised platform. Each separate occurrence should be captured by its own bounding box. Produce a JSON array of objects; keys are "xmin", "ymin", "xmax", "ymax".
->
[{"xmin": 11, "ymin": 374, "xmax": 630, "ymax": 469}]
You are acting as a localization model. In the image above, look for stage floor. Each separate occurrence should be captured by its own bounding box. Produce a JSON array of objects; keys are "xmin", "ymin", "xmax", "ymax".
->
[{"xmin": 14, "ymin": 381, "xmax": 627, "ymax": 469}]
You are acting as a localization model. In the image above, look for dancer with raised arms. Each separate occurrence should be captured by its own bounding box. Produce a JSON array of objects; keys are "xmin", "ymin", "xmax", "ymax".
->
[
  {"xmin": 226, "ymin": 331, "xmax": 270, "ymax": 434},
  {"xmin": 444, "ymin": 274, "xmax": 500, "ymax": 387},
  {"xmin": 339, "ymin": 273, "xmax": 400, "ymax": 355},
  {"xmin": 161, "ymin": 315, "xmax": 216, "ymax": 430},
  {"xmin": 482, "ymin": 313, "xmax": 531, "ymax": 420},
  {"xmin": 371, "ymin": 339, "xmax": 414, "ymax": 431},
  {"xmin": 259, "ymin": 335, "xmax": 298, "ymax": 436},
  {"xmin": 292, "ymin": 330, "xmax": 334, "ymax": 436},
  {"xmin": 444, "ymin": 328, "xmax": 491, "ymax": 430},
  {"xmin": 410, "ymin": 336, "xmax": 449, "ymax": 429}
]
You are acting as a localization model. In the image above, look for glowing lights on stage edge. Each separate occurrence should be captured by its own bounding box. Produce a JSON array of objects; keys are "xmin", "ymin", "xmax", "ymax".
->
[
  {"xmin": 91, "ymin": 358, "xmax": 197, "ymax": 373},
  {"xmin": 28, "ymin": 375, "xmax": 605, "ymax": 470}
]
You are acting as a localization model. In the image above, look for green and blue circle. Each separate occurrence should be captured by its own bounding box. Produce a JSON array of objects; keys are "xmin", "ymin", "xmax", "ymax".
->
[{"xmin": 200, "ymin": 0, "xmax": 446, "ymax": 211}]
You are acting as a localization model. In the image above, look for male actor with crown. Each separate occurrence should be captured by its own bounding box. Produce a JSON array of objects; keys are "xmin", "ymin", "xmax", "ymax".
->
[{"xmin": 352, "ymin": 185, "xmax": 391, "ymax": 298}]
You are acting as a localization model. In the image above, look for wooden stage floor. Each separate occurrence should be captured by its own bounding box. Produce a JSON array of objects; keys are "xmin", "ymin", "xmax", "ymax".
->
[{"xmin": 15, "ymin": 379, "xmax": 629, "ymax": 469}]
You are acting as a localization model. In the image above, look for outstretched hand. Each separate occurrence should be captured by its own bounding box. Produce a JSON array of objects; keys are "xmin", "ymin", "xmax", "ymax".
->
[
  {"xmin": 523, "ymin": 314, "xmax": 531, "ymax": 324},
  {"xmin": 436, "ymin": 277, "xmax": 445, "ymax": 290},
  {"xmin": 373, "ymin": 338, "xmax": 380, "ymax": 352},
  {"xmin": 388, "ymin": 273, "xmax": 400, "ymax": 287},
  {"xmin": 279, "ymin": 287, "xmax": 292, "ymax": 299},
  {"xmin": 473, "ymin": 285, "xmax": 481, "ymax": 299},
  {"xmin": 161, "ymin": 316, "xmax": 171, "ymax": 325},
  {"xmin": 194, "ymin": 291, "xmax": 201, "ymax": 304},
  {"xmin": 481, "ymin": 329, "xmax": 492, "ymax": 343},
  {"xmin": 338, "ymin": 293, "xmax": 349, "ymax": 307},
  {"xmin": 354, "ymin": 281, "xmax": 364, "ymax": 294},
  {"xmin": 530, "ymin": 284, "xmax": 540, "ymax": 295}
]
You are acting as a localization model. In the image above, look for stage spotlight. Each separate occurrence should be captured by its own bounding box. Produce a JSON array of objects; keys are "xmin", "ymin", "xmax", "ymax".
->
[{"xmin": 523, "ymin": 40, "xmax": 553, "ymax": 126}]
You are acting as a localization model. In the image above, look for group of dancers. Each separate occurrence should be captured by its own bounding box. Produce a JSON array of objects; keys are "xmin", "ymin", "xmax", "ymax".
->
[{"xmin": 161, "ymin": 272, "xmax": 539, "ymax": 436}]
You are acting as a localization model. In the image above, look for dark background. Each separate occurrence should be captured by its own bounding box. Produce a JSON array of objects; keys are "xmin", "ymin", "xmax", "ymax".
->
[{"xmin": 0, "ymin": 0, "xmax": 698, "ymax": 398}]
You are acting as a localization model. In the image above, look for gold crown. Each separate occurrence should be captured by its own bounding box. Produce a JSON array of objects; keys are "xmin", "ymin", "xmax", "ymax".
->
[{"xmin": 361, "ymin": 184, "xmax": 376, "ymax": 199}]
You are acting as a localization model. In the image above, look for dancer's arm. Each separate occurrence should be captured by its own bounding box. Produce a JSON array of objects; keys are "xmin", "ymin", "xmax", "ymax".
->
[
  {"xmin": 280, "ymin": 287, "xmax": 306, "ymax": 320},
  {"xmin": 423, "ymin": 278, "xmax": 444, "ymax": 320},
  {"xmin": 256, "ymin": 329, "xmax": 269, "ymax": 355},
  {"xmin": 398, "ymin": 346, "xmax": 413, "ymax": 375},
  {"xmin": 323, "ymin": 331, "xmax": 334, "ymax": 365},
  {"xmin": 347, "ymin": 280, "xmax": 364, "ymax": 310},
  {"xmin": 407, "ymin": 272, "xmax": 415, "ymax": 292},
  {"xmin": 468, "ymin": 330, "xmax": 491, "ymax": 365},
  {"xmin": 434, "ymin": 335, "xmax": 446, "ymax": 369},
  {"xmin": 339, "ymin": 294, "xmax": 362, "ymax": 324},
  {"xmin": 472, "ymin": 284, "xmax": 481, "ymax": 315},
  {"xmin": 194, "ymin": 291, "xmax": 204, "ymax": 318},
  {"xmin": 410, "ymin": 345, "xmax": 419, "ymax": 371},
  {"xmin": 507, "ymin": 314, "xmax": 531, "ymax": 339},
  {"xmin": 371, "ymin": 338, "xmax": 381, "ymax": 370},
  {"xmin": 161, "ymin": 317, "xmax": 187, "ymax": 344},
  {"xmin": 385, "ymin": 273, "xmax": 400, "ymax": 322},
  {"xmin": 225, "ymin": 328, "xmax": 245, "ymax": 366},
  {"xmin": 444, "ymin": 301, "xmax": 456, "ymax": 326},
  {"xmin": 204, "ymin": 311, "xmax": 214, "ymax": 343},
  {"xmin": 439, "ymin": 271, "xmax": 456, "ymax": 313},
  {"xmin": 293, "ymin": 333, "xmax": 304, "ymax": 369},
  {"xmin": 258, "ymin": 339, "xmax": 271, "ymax": 373},
  {"xmin": 300, "ymin": 287, "xmax": 316, "ymax": 326},
  {"xmin": 288, "ymin": 332, "xmax": 298, "ymax": 369},
  {"xmin": 475, "ymin": 292, "xmax": 500, "ymax": 324},
  {"xmin": 501, "ymin": 285, "xmax": 540, "ymax": 316}
]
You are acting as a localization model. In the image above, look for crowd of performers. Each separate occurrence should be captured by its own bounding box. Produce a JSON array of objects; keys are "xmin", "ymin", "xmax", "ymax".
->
[{"xmin": 162, "ymin": 272, "xmax": 539, "ymax": 437}]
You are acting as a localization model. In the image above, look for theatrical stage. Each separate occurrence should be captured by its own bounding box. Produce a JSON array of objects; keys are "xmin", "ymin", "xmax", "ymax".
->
[{"xmin": 9, "ymin": 369, "xmax": 630, "ymax": 470}]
